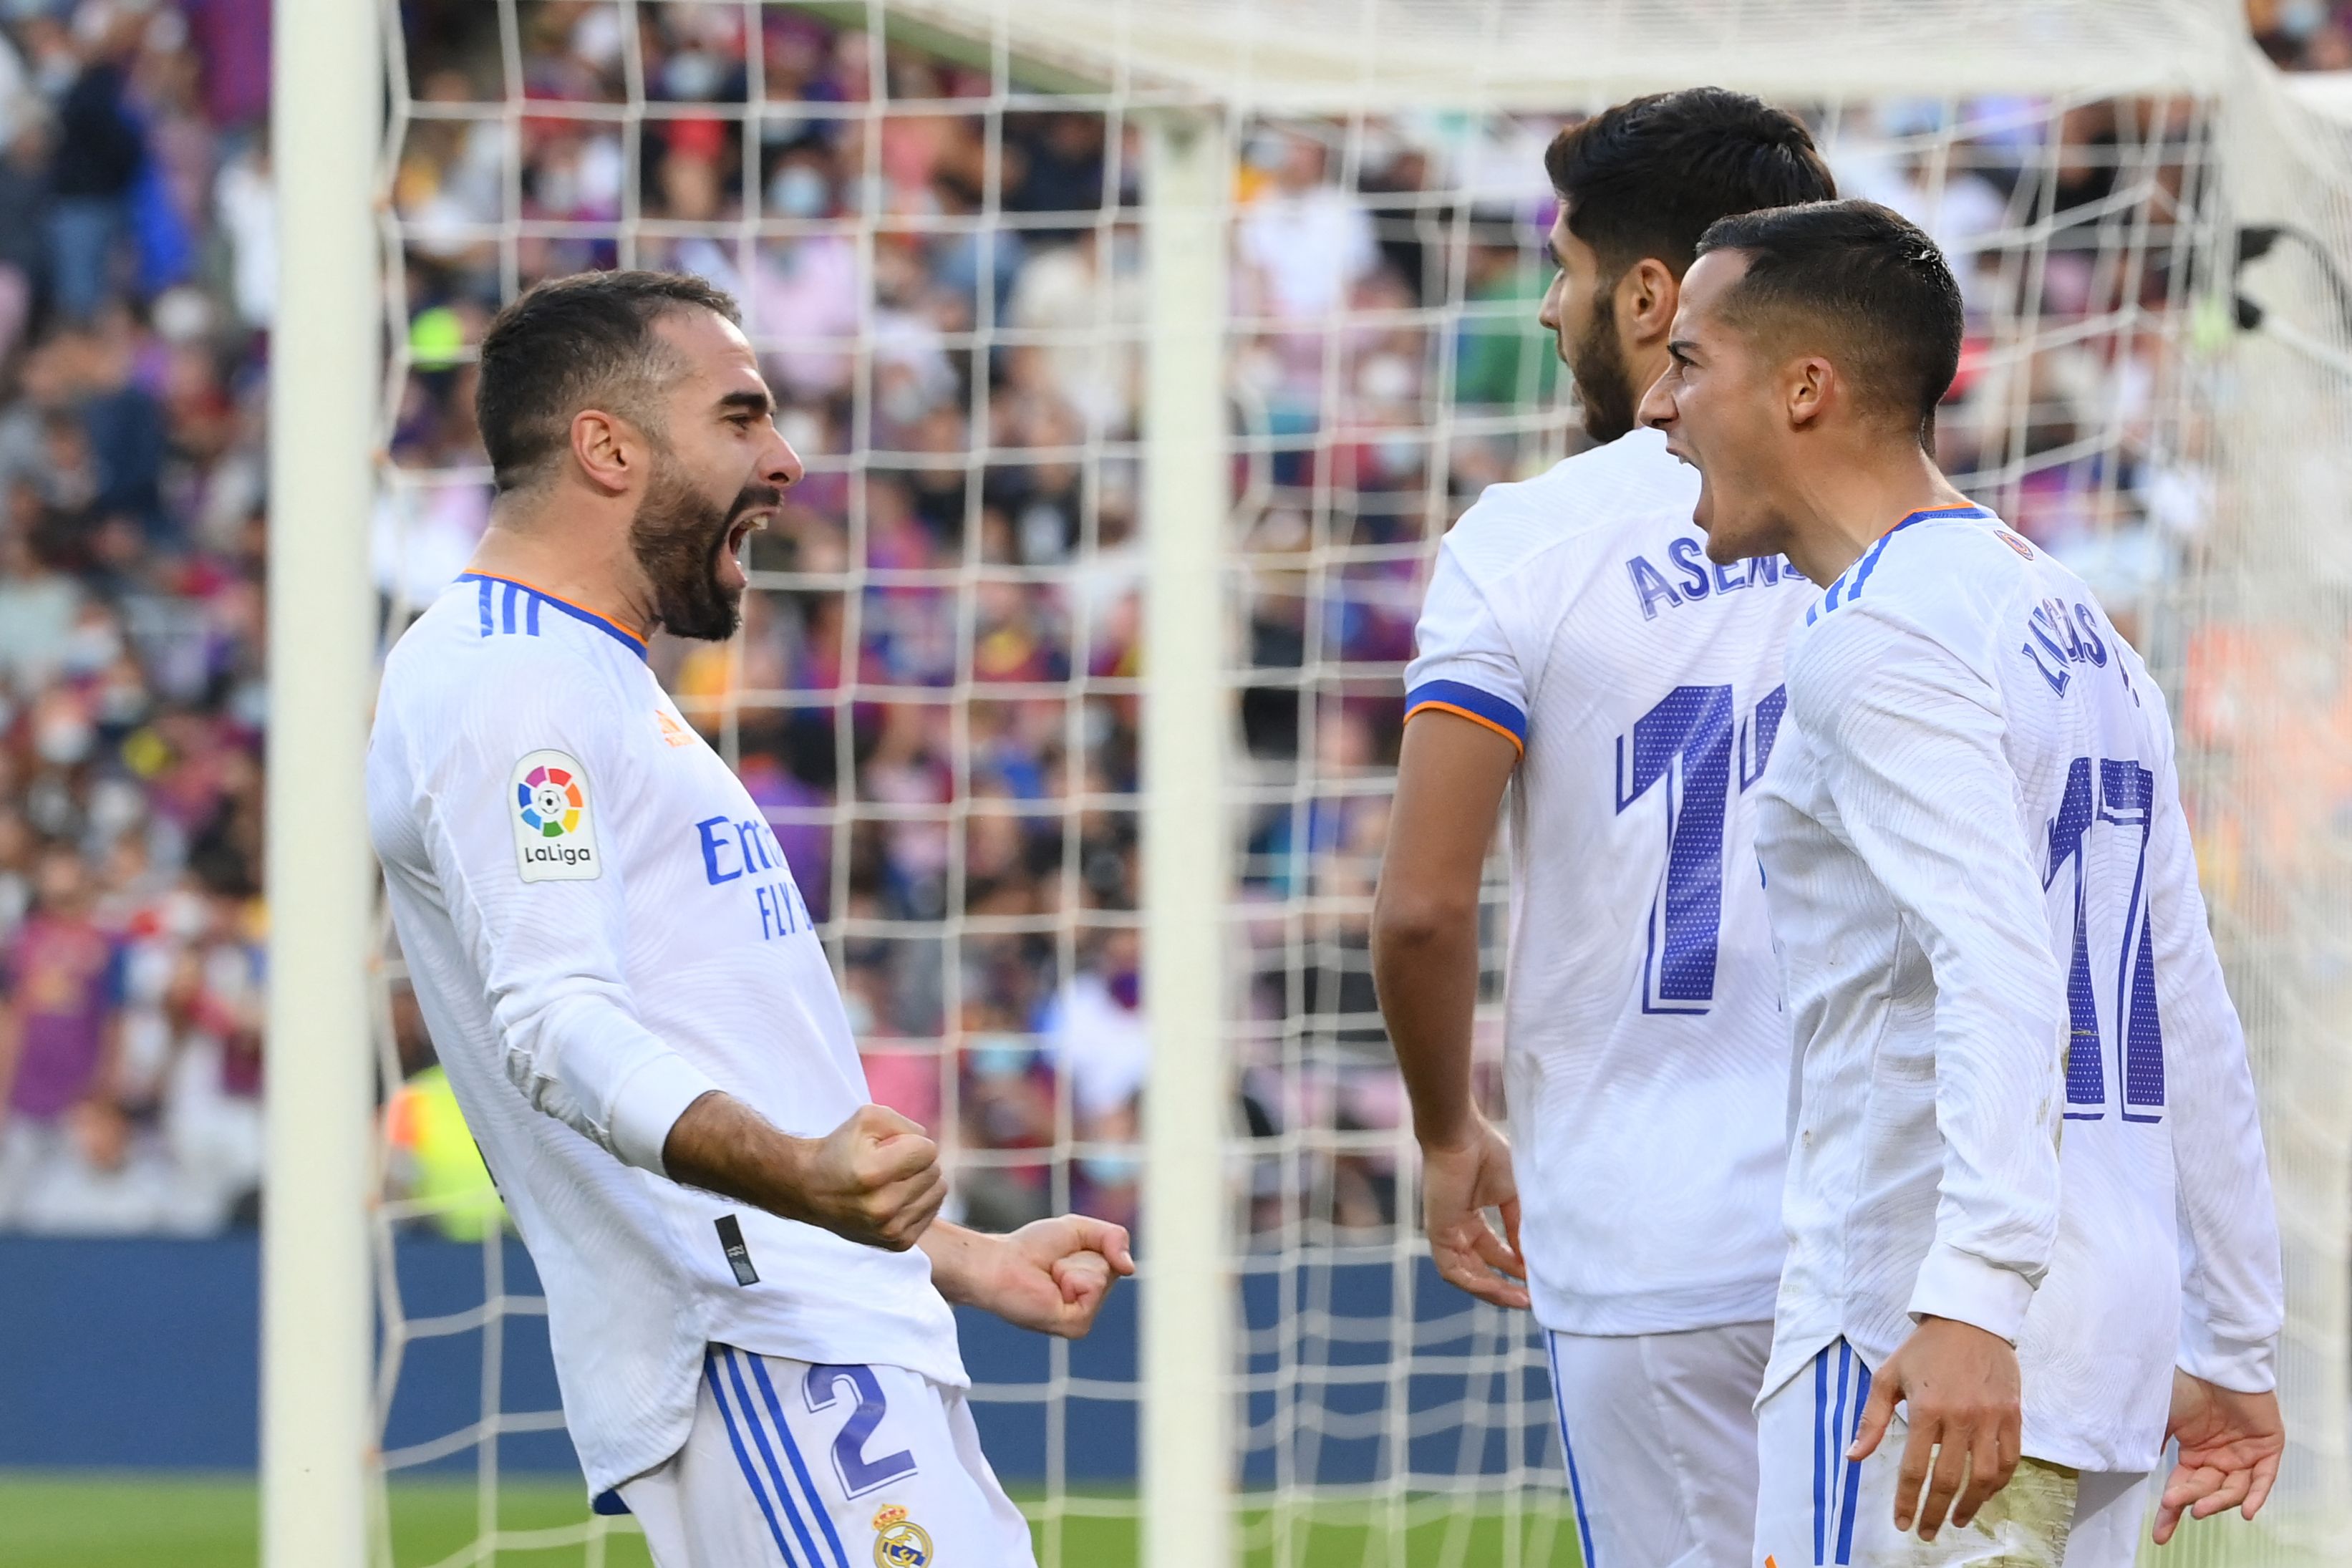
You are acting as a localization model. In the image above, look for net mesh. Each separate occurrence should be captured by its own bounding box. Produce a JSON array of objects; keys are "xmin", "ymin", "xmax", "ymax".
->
[{"xmin": 365, "ymin": 2, "xmax": 2349, "ymax": 1564}]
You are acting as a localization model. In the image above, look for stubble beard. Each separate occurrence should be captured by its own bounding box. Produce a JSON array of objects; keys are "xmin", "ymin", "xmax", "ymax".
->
[
  {"xmin": 629, "ymin": 454, "xmax": 780, "ymax": 643},
  {"xmin": 1567, "ymin": 291, "xmax": 1637, "ymax": 446}
]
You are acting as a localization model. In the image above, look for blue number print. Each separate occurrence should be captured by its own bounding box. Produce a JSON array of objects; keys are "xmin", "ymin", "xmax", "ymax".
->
[
  {"xmin": 2042, "ymin": 756, "xmax": 2164, "ymax": 1123},
  {"xmin": 1617, "ymin": 685, "xmax": 1733, "ymax": 1011},
  {"xmin": 2098, "ymin": 760, "xmax": 2164, "ymax": 1120},
  {"xmin": 2044, "ymin": 759, "xmax": 2106, "ymax": 1116},
  {"xmin": 1615, "ymin": 684, "xmax": 1785, "ymax": 1012},
  {"xmin": 803, "ymin": 1363, "xmax": 916, "ymax": 1498},
  {"xmin": 1740, "ymin": 684, "xmax": 1787, "ymax": 793}
]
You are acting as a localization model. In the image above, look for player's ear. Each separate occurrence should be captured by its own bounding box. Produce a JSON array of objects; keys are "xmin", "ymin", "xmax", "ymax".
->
[
  {"xmin": 568, "ymin": 408, "xmax": 637, "ymax": 495},
  {"xmin": 1620, "ymin": 256, "xmax": 1678, "ymax": 346},
  {"xmin": 1785, "ymin": 356, "xmax": 1831, "ymax": 430}
]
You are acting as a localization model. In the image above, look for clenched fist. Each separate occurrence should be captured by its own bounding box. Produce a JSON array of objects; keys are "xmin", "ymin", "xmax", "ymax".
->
[
  {"xmin": 662, "ymin": 1093, "xmax": 946, "ymax": 1252},
  {"xmin": 794, "ymin": 1103, "xmax": 947, "ymax": 1251}
]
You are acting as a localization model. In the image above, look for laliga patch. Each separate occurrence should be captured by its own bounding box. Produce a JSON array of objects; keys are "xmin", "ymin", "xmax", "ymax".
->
[
  {"xmin": 510, "ymin": 749, "xmax": 601, "ymax": 881},
  {"xmin": 871, "ymin": 1504, "xmax": 931, "ymax": 1567}
]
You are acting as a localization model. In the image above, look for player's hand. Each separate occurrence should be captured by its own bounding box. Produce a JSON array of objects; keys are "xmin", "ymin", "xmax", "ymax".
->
[
  {"xmin": 961, "ymin": 1215, "xmax": 1137, "ymax": 1338},
  {"xmin": 1849, "ymin": 1317, "xmax": 2021, "ymax": 1541},
  {"xmin": 1418, "ymin": 1115, "xmax": 1528, "ymax": 1310},
  {"xmin": 796, "ymin": 1104, "xmax": 946, "ymax": 1252},
  {"xmin": 2152, "ymin": 1370, "xmax": 2283, "ymax": 1544}
]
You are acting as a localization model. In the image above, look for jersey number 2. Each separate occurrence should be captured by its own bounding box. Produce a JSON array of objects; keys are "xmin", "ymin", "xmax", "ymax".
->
[
  {"xmin": 804, "ymin": 1363, "xmax": 918, "ymax": 1497},
  {"xmin": 1615, "ymin": 683, "xmax": 1784, "ymax": 1013}
]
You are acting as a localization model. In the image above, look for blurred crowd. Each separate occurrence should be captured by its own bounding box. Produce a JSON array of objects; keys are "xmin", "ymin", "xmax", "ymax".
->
[
  {"xmin": 0, "ymin": 0, "xmax": 270, "ymax": 1234},
  {"xmin": 2252, "ymin": 0, "xmax": 2352, "ymax": 69},
  {"xmin": 0, "ymin": 0, "xmax": 2311, "ymax": 1237}
]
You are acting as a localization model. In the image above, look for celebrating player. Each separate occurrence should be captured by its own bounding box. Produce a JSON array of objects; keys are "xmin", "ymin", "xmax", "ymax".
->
[
  {"xmin": 367, "ymin": 271, "xmax": 1132, "ymax": 1568},
  {"xmin": 1638, "ymin": 200, "xmax": 2285, "ymax": 1564},
  {"xmin": 1370, "ymin": 90, "xmax": 1833, "ymax": 1568}
]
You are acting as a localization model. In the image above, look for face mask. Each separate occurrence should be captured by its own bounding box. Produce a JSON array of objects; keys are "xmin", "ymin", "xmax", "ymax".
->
[
  {"xmin": 2280, "ymin": 0, "xmax": 2327, "ymax": 38},
  {"xmin": 1080, "ymin": 1152, "xmax": 1141, "ymax": 1186},
  {"xmin": 770, "ymin": 165, "xmax": 828, "ymax": 218},
  {"xmin": 966, "ymin": 1034, "xmax": 1033, "ymax": 1082},
  {"xmin": 1373, "ymin": 433, "xmax": 1421, "ymax": 480},
  {"xmin": 664, "ymin": 51, "xmax": 723, "ymax": 102}
]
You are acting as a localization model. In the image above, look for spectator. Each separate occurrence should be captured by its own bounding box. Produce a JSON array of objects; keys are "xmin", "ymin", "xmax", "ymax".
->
[
  {"xmin": 1236, "ymin": 130, "xmax": 1379, "ymax": 327},
  {"xmin": 45, "ymin": 13, "xmax": 143, "ymax": 322},
  {"xmin": 0, "ymin": 517, "xmax": 79, "ymax": 687},
  {"xmin": 0, "ymin": 0, "xmax": 2289, "ymax": 1244},
  {"xmin": 0, "ymin": 120, "xmax": 48, "ymax": 353},
  {"xmin": 0, "ymin": 846, "xmax": 124, "ymax": 1224},
  {"xmin": 1040, "ymin": 929, "xmax": 1148, "ymax": 1228}
]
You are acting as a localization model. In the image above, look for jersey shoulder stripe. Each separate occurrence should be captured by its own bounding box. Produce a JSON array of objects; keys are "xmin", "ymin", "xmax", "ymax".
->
[
  {"xmin": 1403, "ymin": 677, "xmax": 1526, "ymax": 752},
  {"xmin": 1807, "ymin": 504, "xmax": 1993, "ymax": 625},
  {"xmin": 458, "ymin": 571, "xmax": 650, "ymax": 660}
]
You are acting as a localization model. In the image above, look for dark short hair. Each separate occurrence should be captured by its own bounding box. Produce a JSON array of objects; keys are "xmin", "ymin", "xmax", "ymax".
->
[
  {"xmin": 1695, "ymin": 200, "xmax": 1964, "ymax": 444},
  {"xmin": 1543, "ymin": 88, "xmax": 1836, "ymax": 278},
  {"xmin": 474, "ymin": 269, "xmax": 742, "ymax": 493}
]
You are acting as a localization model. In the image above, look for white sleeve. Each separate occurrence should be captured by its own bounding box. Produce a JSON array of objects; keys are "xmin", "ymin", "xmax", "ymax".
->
[
  {"xmin": 2145, "ymin": 720, "xmax": 2284, "ymax": 1391},
  {"xmin": 417, "ymin": 663, "xmax": 723, "ymax": 1176},
  {"xmin": 1791, "ymin": 604, "xmax": 2068, "ymax": 1345},
  {"xmin": 1403, "ymin": 538, "xmax": 1528, "ymax": 754}
]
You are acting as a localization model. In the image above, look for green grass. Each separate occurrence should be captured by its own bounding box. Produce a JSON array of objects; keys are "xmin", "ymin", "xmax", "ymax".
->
[
  {"xmin": 0, "ymin": 1474, "xmax": 653, "ymax": 1568},
  {"xmin": 0, "ymin": 1473, "xmax": 1580, "ymax": 1567}
]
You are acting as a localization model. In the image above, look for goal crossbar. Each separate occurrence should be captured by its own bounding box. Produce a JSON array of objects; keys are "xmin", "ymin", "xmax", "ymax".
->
[{"xmin": 856, "ymin": 0, "xmax": 2249, "ymax": 107}]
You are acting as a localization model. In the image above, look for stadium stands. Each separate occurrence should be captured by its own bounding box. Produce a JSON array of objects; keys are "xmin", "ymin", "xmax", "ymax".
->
[{"xmin": 0, "ymin": 0, "xmax": 2318, "ymax": 1240}]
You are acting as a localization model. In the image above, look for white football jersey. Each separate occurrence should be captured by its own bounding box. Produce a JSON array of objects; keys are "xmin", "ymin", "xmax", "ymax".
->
[
  {"xmin": 367, "ymin": 572, "xmax": 964, "ymax": 1496},
  {"xmin": 1405, "ymin": 427, "xmax": 1814, "ymax": 1336},
  {"xmin": 1755, "ymin": 507, "xmax": 2283, "ymax": 1471}
]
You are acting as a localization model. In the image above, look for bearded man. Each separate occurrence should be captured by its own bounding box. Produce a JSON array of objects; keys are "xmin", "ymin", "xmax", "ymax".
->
[{"xmin": 367, "ymin": 271, "xmax": 1130, "ymax": 1568}]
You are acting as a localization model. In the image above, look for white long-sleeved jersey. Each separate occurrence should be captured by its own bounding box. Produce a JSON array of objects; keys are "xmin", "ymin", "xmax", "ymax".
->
[
  {"xmin": 366, "ymin": 571, "xmax": 963, "ymax": 1496},
  {"xmin": 1405, "ymin": 428, "xmax": 1813, "ymax": 1335},
  {"xmin": 1754, "ymin": 506, "xmax": 2283, "ymax": 1471}
]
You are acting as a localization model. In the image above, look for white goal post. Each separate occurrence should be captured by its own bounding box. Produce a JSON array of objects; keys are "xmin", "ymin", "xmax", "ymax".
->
[
  {"xmin": 262, "ymin": 1, "xmax": 381, "ymax": 1565},
  {"xmin": 267, "ymin": 2, "xmax": 2352, "ymax": 1564}
]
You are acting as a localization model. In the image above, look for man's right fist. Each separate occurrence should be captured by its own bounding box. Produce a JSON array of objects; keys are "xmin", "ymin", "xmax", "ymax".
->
[
  {"xmin": 659, "ymin": 1091, "xmax": 947, "ymax": 1253},
  {"xmin": 798, "ymin": 1103, "xmax": 945, "ymax": 1251}
]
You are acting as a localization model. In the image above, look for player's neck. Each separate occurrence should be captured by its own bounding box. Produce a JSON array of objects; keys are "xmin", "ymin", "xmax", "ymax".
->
[
  {"xmin": 469, "ymin": 496, "xmax": 658, "ymax": 633},
  {"xmin": 1781, "ymin": 443, "xmax": 1971, "ymax": 588}
]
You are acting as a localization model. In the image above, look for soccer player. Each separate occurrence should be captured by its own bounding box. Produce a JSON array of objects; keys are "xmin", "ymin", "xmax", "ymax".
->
[
  {"xmin": 1370, "ymin": 90, "xmax": 1834, "ymax": 1568},
  {"xmin": 367, "ymin": 271, "xmax": 1133, "ymax": 1568},
  {"xmin": 1637, "ymin": 200, "xmax": 2286, "ymax": 1564}
]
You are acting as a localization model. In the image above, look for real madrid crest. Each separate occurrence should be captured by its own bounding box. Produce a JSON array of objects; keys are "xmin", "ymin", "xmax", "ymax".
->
[{"xmin": 871, "ymin": 1504, "xmax": 932, "ymax": 1567}]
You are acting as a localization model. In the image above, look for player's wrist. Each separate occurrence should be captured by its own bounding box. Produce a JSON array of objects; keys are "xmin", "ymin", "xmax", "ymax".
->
[
  {"xmin": 916, "ymin": 1221, "xmax": 995, "ymax": 1307},
  {"xmin": 760, "ymin": 1129, "xmax": 826, "ymax": 1224},
  {"xmin": 1413, "ymin": 1108, "xmax": 1485, "ymax": 1155}
]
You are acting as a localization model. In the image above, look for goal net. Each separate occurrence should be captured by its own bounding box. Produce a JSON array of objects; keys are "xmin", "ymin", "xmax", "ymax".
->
[{"xmin": 352, "ymin": 1, "xmax": 2350, "ymax": 1563}]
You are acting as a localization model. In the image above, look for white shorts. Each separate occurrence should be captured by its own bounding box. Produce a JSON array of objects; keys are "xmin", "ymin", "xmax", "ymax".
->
[
  {"xmin": 617, "ymin": 1344, "xmax": 1036, "ymax": 1568},
  {"xmin": 1545, "ymin": 1320, "xmax": 1772, "ymax": 1568},
  {"xmin": 1752, "ymin": 1338, "xmax": 2152, "ymax": 1568}
]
